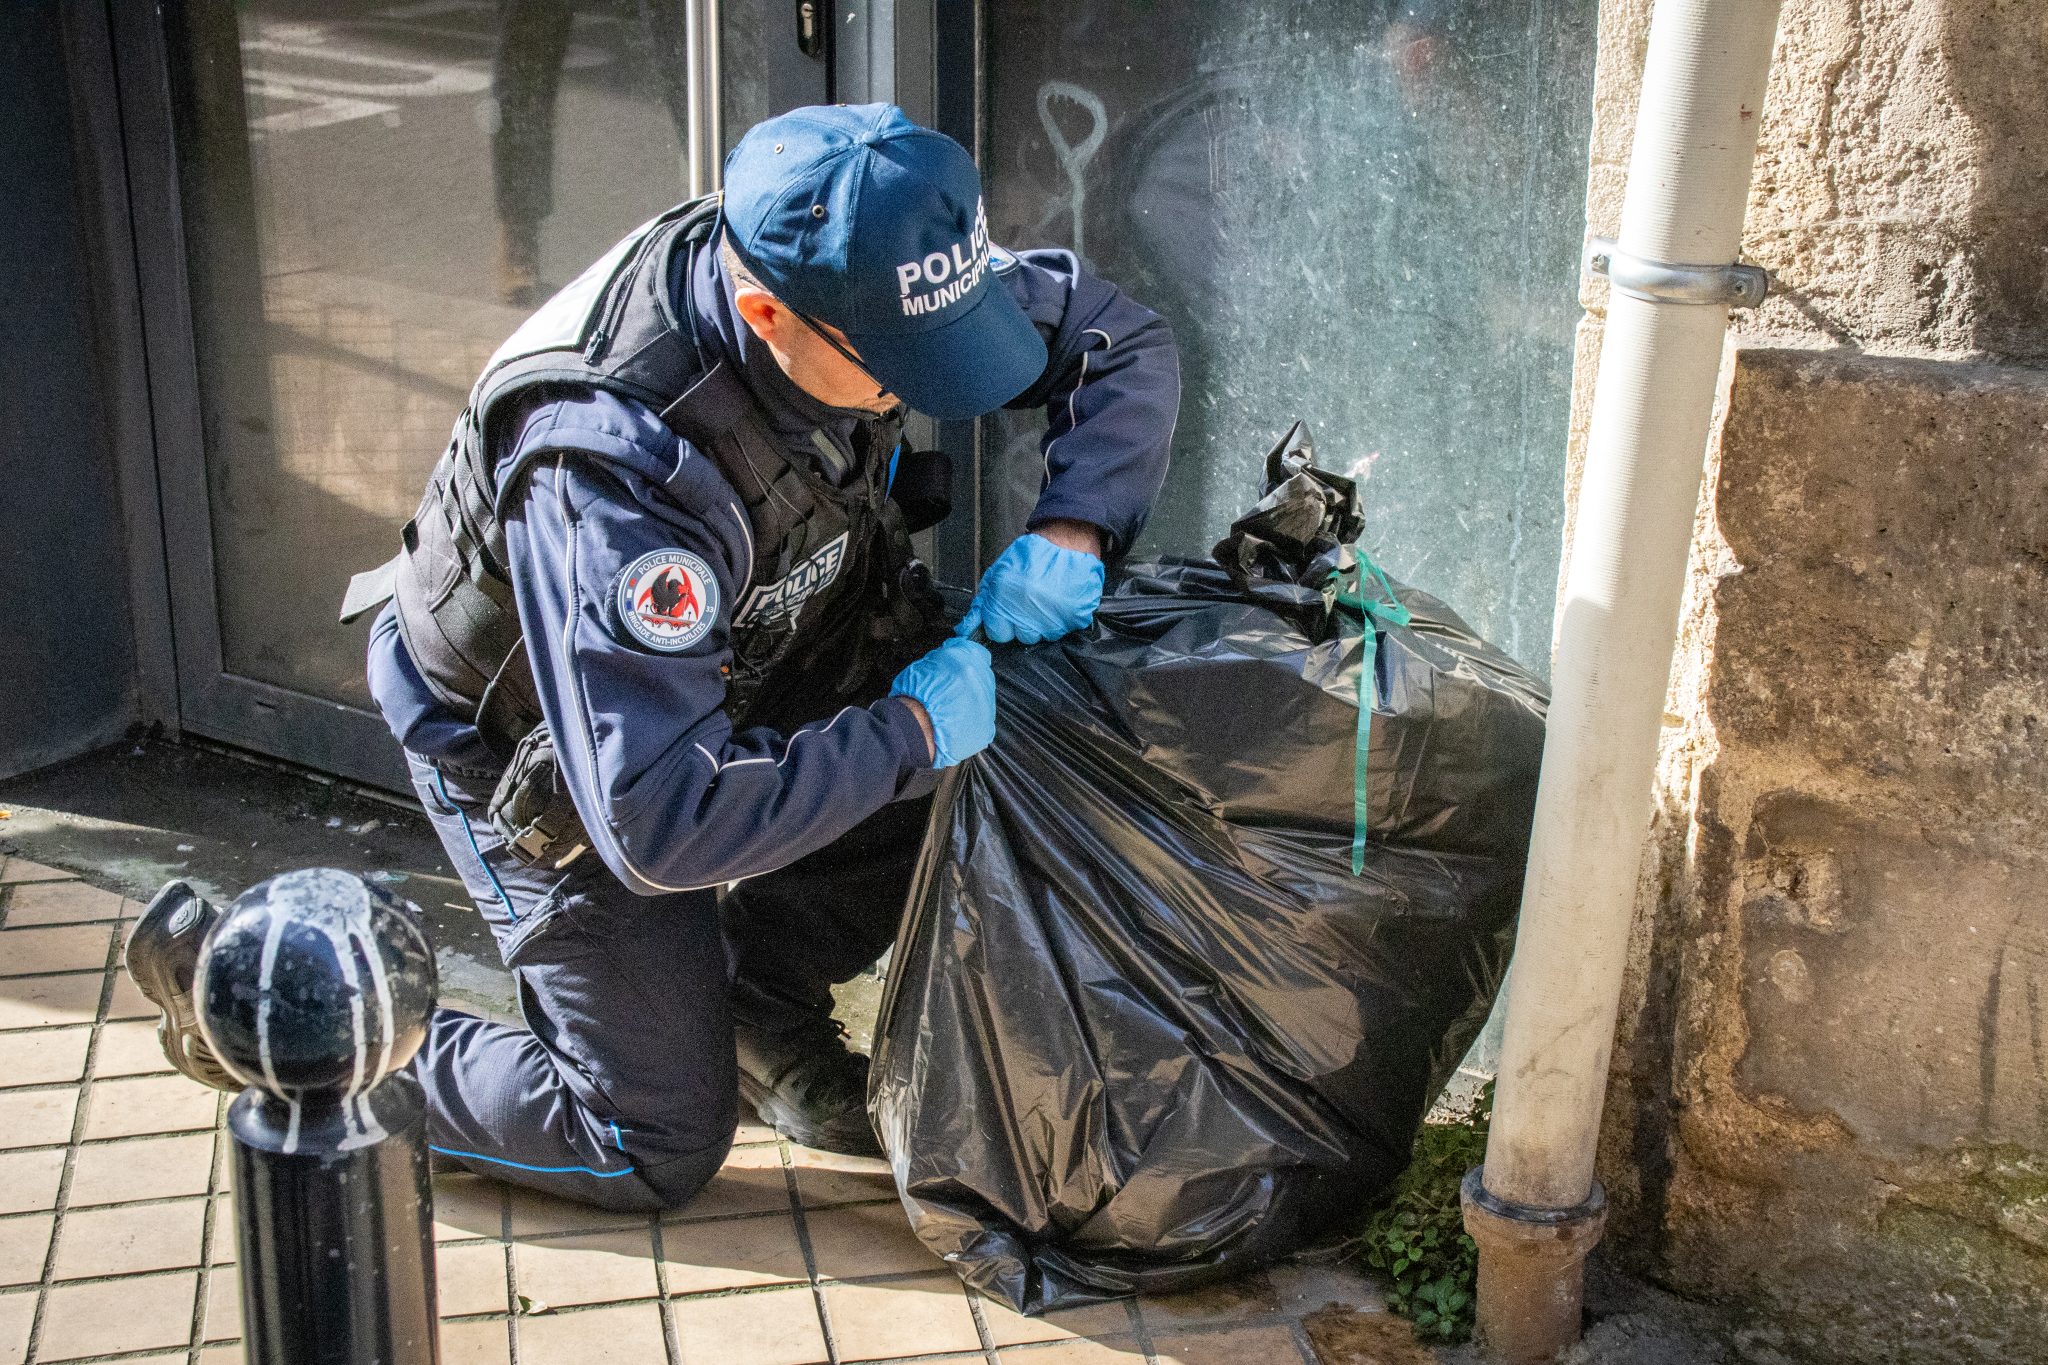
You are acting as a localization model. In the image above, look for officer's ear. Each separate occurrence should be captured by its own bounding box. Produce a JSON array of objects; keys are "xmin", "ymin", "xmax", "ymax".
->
[{"xmin": 732, "ymin": 286, "xmax": 791, "ymax": 345}]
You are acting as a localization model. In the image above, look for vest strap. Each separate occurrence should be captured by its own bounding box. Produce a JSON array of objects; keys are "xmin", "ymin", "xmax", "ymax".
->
[{"xmin": 339, "ymin": 555, "xmax": 401, "ymax": 624}]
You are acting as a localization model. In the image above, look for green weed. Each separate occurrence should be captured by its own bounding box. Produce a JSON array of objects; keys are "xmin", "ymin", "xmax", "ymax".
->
[{"xmin": 1353, "ymin": 1082, "xmax": 1492, "ymax": 1342}]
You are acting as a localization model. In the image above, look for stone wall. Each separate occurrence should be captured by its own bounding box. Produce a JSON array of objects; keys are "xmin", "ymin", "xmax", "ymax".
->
[{"xmin": 1576, "ymin": 1, "xmax": 2048, "ymax": 1360}]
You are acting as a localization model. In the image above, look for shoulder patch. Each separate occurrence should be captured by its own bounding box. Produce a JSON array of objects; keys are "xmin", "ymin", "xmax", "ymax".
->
[{"xmin": 614, "ymin": 549, "xmax": 719, "ymax": 653}]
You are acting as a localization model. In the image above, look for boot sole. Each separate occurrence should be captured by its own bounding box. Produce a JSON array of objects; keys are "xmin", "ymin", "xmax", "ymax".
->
[
  {"xmin": 124, "ymin": 882, "xmax": 236, "ymax": 1091},
  {"xmin": 125, "ymin": 882, "xmax": 204, "ymax": 1021}
]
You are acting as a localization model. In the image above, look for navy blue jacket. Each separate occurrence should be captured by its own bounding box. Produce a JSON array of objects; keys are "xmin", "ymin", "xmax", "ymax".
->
[{"xmin": 369, "ymin": 240, "xmax": 1178, "ymax": 895}]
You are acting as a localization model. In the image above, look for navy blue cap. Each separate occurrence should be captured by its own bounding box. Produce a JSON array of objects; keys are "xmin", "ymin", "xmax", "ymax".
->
[{"xmin": 720, "ymin": 104, "xmax": 1047, "ymax": 421}]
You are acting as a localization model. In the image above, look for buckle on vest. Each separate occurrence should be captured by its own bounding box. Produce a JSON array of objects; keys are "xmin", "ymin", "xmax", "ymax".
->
[{"xmin": 487, "ymin": 726, "xmax": 591, "ymax": 871}]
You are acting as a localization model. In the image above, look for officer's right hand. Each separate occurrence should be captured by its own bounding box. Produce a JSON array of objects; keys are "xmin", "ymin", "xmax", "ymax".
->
[{"xmin": 889, "ymin": 638, "xmax": 996, "ymax": 768}]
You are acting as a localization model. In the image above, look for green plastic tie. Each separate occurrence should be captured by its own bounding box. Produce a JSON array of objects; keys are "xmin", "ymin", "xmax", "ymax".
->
[{"xmin": 1329, "ymin": 548, "xmax": 1411, "ymax": 876}]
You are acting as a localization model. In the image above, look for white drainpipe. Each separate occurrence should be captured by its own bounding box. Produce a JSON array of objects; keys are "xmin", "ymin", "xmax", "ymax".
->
[{"xmin": 1460, "ymin": 0, "xmax": 1783, "ymax": 1358}]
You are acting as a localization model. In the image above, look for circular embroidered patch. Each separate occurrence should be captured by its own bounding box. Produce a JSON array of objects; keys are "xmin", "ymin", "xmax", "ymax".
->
[{"xmin": 615, "ymin": 549, "xmax": 718, "ymax": 653}]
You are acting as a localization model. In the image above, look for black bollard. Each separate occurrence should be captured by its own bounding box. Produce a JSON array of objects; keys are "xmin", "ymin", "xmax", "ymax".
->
[{"xmin": 195, "ymin": 869, "xmax": 441, "ymax": 1365}]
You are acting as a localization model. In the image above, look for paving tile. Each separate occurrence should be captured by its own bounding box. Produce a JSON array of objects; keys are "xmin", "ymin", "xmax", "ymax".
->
[
  {"xmin": 664, "ymin": 1142, "xmax": 791, "ymax": 1222},
  {"xmin": 440, "ymin": 1316, "xmax": 513, "ymax": 1365},
  {"xmin": 3, "ymin": 882, "xmax": 125, "ymax": 927},
  {"xmin": 204, "ymin": 1264, "xmax": 243, "ymax": 1340},
  {"xmin": 83, "ymin": 1072, "xmax": 220, "ymax": 1140},
  {"xmin": 512, "ymin": 1227, "xmax": 660, "ymax": 1309},
  {"xmin": 198, "ymin": 1347, "xmax": 245, "ymax": 1365},
  {"xmin": 0, "ymin": 974, "xmax": 102, "ymax": 1031},
  {"xmin": 659, "ymin": 1210, "xmax": 807, "ymax": 1293},
  {"xmin": 1152, "ymin": 1325, "xmax": 1310, "ymax": 1365},
  {"xmin": 68, "ymin": 1131, "xmax": 216, "ymax": 1206},
  {"xmin": 38, "ymin": 1270, "xmax": 199, "ymax": 1360},
  {"xmin": 822, "ymin": 1272, "xmax": 983, "ymax": 1361},
  {"xmin": 1297, "ymin": 1307, "xmax": 1437, "ymax": 1365},
  {"xmin": 735, "ymin": 1117, "xmax": 780, "ymax": 1145},
  {"xmin": 804, "ymin": 1202, "xmax": 939, "ymax": 1280},
  {"xmin": 0, "ymin": 925, "xmax": 113, "ymax": 977},
  {"xmin": 209, "ymin": 1195, "xmax": 237, "ymax": 1265},
  {"xmin": 788, "ymin": 1147, "xmax": 896, "ymax": 1208},
  {"xmin": 998, "ymin": 1339, "xmax": 1150, "ymax": 1363},
  {"xmin": 0, "ymin": 1213, "xmax": 51, "ymax": 1288},
  {"xmin": 0, "ymin": 1289, "xmax": 34, "ymax": 1365},
  {"xmin": 106, "ymin": 970, "xmax": 153, "ymax": 1022},
  {"xmin": 515, "ymin": 1299, "xmax": 669, "ymax": 1365},
  {"xmin": 975, "ymin": 1292, "xmax": 1136, "ymax": 1348},
  {"xmin": 0, "ymin": 1026, "xmax": 91, "ymax": 1087},
  {"xmin": 506, "ymin": 1185, "xmax": 653, "ymax": 1239},
  {"xmin": 438, "ymin": 1240, "xmax": 511, "ymax": 1317},
  {"xmin": 0, "ymin": 1084, "xmax": 76, "ymax": 1147},
  {"xmin": 433, "ymin": 1172, "xmax": 505, "ymax": 1242},
  {"xmin": 92, "ymin": 1018, "xmax": 177, "ymax": 1078},
  {"xmin": 1138, "ymin": 1273, "xmax": 1281, "ymax": 1331},
  {"xmin": 1267, "ymin": 1260, "xmax": 1384, "ymax": 1316},
  {"xmin": 53, "ymin": 1197, "xmax": 207, "ymax": 1279},
  {"xmin": 0, "ymin": 1148, "xmax": 66, "ymax": 1215},
  {"xmin": 0, "ymin": 859, "xmax": 73, "ymax": 885},
  {"xmin": 671, "ymin": 1284, "xmax": 829, "ymax": 1365}
]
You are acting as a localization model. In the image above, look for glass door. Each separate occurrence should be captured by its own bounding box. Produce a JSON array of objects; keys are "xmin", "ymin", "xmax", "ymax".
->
[
  {"xmin": 975, "ymin": 0, "xmax": 1598, "ymax": 671},
  {"xmin": 116, "ymin": 0, "xmax": 822, "ymax": 788}
]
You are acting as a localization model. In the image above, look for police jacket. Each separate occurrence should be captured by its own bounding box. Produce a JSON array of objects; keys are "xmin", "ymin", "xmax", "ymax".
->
[{"xmin": 366, "ymin": 213, "xmax": 1180, "ymax": 896}]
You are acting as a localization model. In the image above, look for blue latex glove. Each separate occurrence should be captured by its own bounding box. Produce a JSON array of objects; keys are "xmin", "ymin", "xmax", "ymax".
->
[
  {"xmin": 889, "ymin": 638, "xmax": 996, "ymax": 768},
  {"xmin": 957, "ymin": 533, "xmax": 1106, "ymax": 644}
]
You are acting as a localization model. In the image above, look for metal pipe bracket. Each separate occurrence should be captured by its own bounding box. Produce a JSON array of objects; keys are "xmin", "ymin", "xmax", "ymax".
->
[{"xmin": 1585, "ymin": 237, "xmax": 1769, "ymax": 308}]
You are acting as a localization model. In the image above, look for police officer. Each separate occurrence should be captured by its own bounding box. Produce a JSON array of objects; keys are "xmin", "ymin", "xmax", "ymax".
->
[{"xmin": 128, "ymin": 104, "xmax": 1178, "ymax": 1212}]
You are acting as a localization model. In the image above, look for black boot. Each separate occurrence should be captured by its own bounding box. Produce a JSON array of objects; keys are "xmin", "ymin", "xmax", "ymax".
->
[
  {"xmin": 732, "ymin": 988, "xmax": 881, "ymax": 1158},
  {"xmin": 124, "ymin": 880, "xmax": 238, "ymax": 1092}
]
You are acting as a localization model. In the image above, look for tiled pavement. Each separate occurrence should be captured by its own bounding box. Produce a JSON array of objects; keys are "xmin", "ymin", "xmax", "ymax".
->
[{"xmin": 0, "ymin": 855, "xmax": 1381, "ymax": 1365}]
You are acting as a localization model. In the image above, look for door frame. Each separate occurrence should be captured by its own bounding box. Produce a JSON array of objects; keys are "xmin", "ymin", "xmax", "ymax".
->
[
  {"xmin": 56, "ymin": 0, "xmax": 181, "ymax": 739},
  {"xmin": 834, "ymin": 0, "xmax": 987, "ymax": 584}
]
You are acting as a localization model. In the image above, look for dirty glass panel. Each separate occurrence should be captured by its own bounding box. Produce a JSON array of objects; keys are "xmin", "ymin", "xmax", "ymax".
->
[
  {"xmin": 982, "ymin": 0, "xmax": 1597, "ymax": 669},
  {"xmin": 720, "ymin": 0, "xmax": 771, "ymax": 157},
  {"xmin": 165, "ymin": 0, "xmax": 708, "ymax": 708}
]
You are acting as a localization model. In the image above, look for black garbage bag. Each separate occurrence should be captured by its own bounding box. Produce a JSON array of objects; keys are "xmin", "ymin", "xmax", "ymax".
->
[{"xmin": 869, "ymin": 423, "xmax": 1549, "ymax": 1315}]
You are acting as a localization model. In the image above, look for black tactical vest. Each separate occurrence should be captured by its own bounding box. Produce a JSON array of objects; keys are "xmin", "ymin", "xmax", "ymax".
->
[{"xmin": 341, "ymin": 196, "xmax": 943, "ymax": 764}]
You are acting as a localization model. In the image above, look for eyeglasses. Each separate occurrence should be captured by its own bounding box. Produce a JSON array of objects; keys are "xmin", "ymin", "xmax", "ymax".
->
[{"xmin": 789, "ymin": 306, "xmax": 898, "ymax": 411}]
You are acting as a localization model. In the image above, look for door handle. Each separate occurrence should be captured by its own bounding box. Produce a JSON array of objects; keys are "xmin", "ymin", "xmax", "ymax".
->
[{"xmin": 797, "ymin": 0, "xmax": 828, "ymax": 59}]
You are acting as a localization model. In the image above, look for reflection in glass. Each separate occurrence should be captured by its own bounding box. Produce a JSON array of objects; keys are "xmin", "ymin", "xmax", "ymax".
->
[
  {"xmin": 984, "ymin": 0, "xmax": 1597, "ymax": 669},
  {"xmin": 719, "ymin": 0, "xmax": 772, "ymax": 158},
  {"xmin": 166, "ymin": 1, "xmax": 701, "ymax": 707}
]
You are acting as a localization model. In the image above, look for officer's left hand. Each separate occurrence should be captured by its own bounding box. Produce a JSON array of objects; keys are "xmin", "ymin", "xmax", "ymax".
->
[
  {"xmin": 890, "ymin": 638, "xmax": 996, "ymax": 768},
  {"xmin": 957, "ymin": 524, "xmax": 1105, "ymax": 644}
]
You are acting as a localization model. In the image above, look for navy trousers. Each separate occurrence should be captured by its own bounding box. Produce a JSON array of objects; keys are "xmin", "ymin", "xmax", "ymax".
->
[{"xmin": 408, "ymin": 754, "xmax": 928, "ymax": 1210}]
